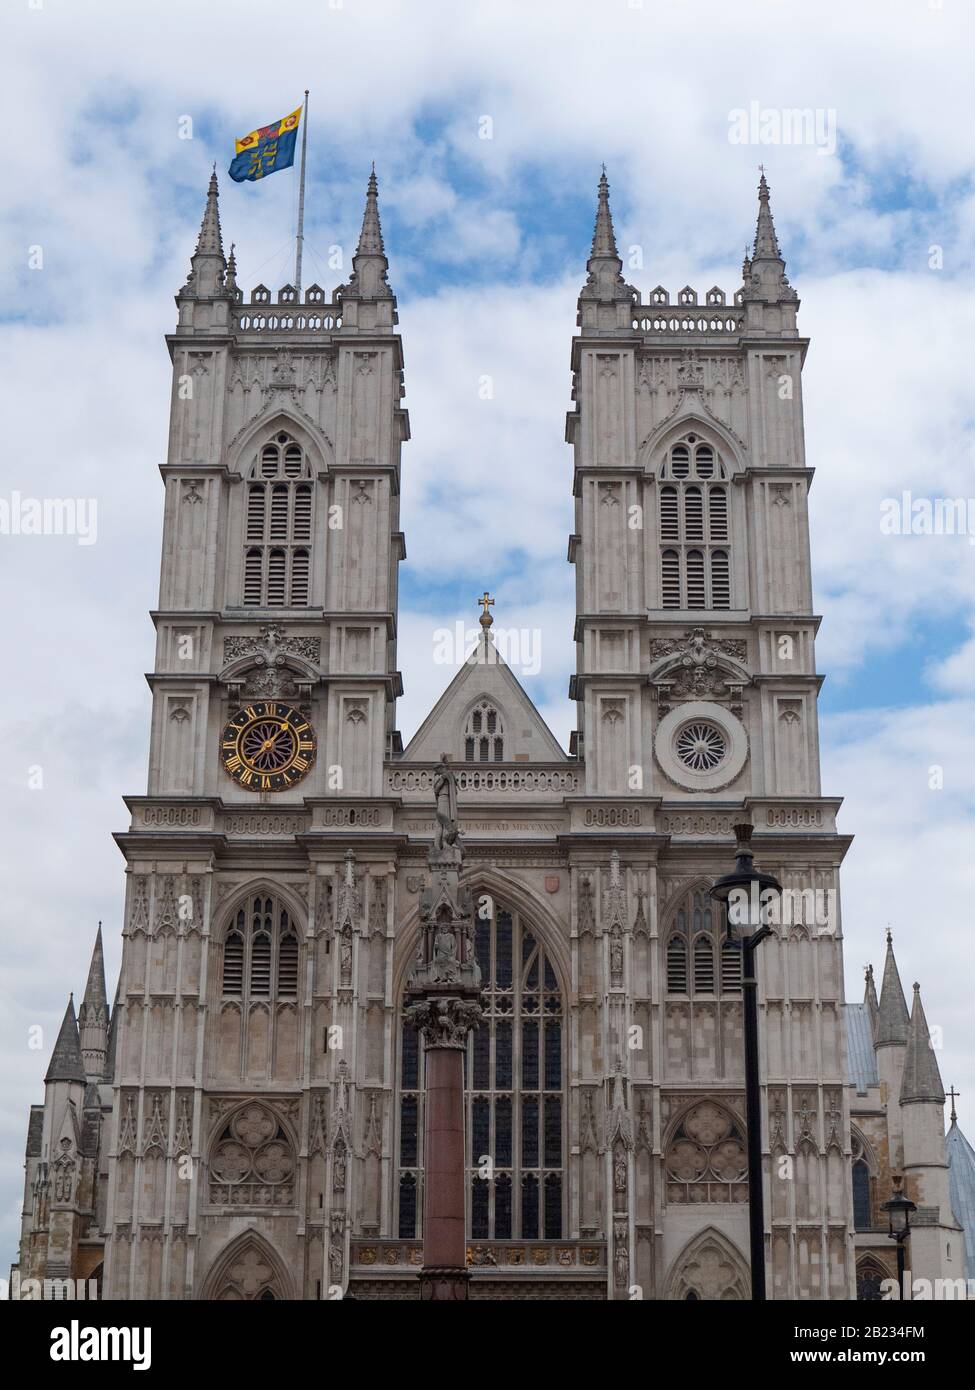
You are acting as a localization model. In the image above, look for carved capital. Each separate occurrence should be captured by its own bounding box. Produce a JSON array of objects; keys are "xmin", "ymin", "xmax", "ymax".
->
[{"xmin": 404, "ymin": 996, "xmax": 483, "ymax": 1049}]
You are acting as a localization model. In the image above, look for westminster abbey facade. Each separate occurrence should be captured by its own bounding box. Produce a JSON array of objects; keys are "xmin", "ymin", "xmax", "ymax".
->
[{"xmin": 13, "ymin": 168, "xmax": 974, "ymax": 1300}]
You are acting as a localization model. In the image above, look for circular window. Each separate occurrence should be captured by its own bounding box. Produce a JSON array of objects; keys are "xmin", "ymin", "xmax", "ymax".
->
[
  {"xmin": 654, "ymin": 701, "xmax": 748, "ymax": 791},
  {"xmin": 675, "ymin": 721, "xmax": 726, "ymax": 772}
]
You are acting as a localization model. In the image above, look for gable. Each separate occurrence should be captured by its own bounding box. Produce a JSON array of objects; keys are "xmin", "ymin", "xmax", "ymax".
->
[{"xmin": 402, "ymin": 638, "xmax": 567, "ymax": 763}]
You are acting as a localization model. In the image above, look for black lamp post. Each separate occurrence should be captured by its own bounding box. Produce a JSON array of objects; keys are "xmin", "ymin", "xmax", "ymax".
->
[
  {"xmin": 710, "ymin": 820, "xmax": 781, "ymax": 1302},
  {"xmin": 881, "ymin": 1174, "xmax": 916, "ymax": 1300}
]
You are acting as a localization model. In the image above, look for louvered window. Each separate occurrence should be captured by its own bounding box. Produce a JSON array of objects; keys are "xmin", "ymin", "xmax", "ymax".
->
[
  {"xmin": 657, "ymin": 435, "xmax": 733, "ymax": 608},
  {"xmin": 242, "ymin": 433, "xmax": 315, "ymax": 606},
  {"xmin": 221, "ymin": 896, "xmax": 298, "ymax": 1001},
  {"xmin": 667, "ymin": 936, "xmax": 688, "ymax": 992},
  {"xmin": 693, "ymin": 936, "xmax": 715, "ymax": 993}
]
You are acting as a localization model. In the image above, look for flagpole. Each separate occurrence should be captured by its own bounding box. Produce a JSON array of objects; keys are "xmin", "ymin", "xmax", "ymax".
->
[{"xmin": 294, "ymin": 89, "xmax": 309, "ymax": 293}]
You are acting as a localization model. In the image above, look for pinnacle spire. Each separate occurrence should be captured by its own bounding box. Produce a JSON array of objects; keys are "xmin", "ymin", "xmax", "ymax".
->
[
  {"xmin": 741, "ymin": 168, "xmax": 797, "ymax": 307},
  {"xmin": 578, "ymin": 168, "xmax": 636, "ymax": 321},
  {"xmin": 875, "ymin": 930, "xmax": 910, "ymax": 1047},
  {"xmin": 752, "ymin": 169, "xmax": 782, "ymax": 261},
  {"xmin": 899, "ymin": 982, "xmax": 945, "ymax": 1105},
  {"xmin": 45, "ymin": 995, "xmax": 86, "ymax": 1085},
  {"xmin": 80, "ymin": 923, "xmax": 107, "ymax": 1014},
  {"xmin": 591, "ymin": 166, "xmax": 619, "ymax": 259},
  {"xmin": 180, "ymin": 168, "xmax": 228, "ymax": 300},
  {"xmin": 864, "ymin": 962, "xmax": 879, "ymax": 1038},
  {"xmin": 341, "ymin": 167, "xmax": 391, "ymax": 302},
  {"xmin": 79, "ymin": 923, "xmax": 109, "ymax": 1082}
]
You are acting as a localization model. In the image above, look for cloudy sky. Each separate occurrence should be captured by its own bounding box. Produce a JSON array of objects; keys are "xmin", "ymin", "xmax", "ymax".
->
[{"xmin": 2, "ymin": 0, "xmax": 975, "ymax": 1274}]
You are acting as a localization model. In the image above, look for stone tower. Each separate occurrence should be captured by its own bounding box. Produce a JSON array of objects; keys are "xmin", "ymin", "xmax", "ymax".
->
[
  {"xmin": 101, "ymin": 169, "xmax": 408, "ymax": 1299},
  {"xmin": 565, "ymin": 171, "xmax": 856, "ymax": 1297}
]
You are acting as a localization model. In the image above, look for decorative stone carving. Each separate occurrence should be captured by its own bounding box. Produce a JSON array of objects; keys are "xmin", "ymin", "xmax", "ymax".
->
[{"xmin": 403, "ymin": 997, "xmax": 483, "ymax": 1049}]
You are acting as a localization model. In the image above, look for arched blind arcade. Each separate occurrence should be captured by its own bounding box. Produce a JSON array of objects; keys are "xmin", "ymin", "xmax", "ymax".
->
[
  {"xmin": 659, "ymin": 436, "xmax": 731, "ymax": 610},
  {"xmin": 243, "ymin": 433, "xmax": 313, "ymax": 607}
]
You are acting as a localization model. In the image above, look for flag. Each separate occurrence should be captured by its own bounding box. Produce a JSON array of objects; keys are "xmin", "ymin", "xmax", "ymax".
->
[{"xmin": 229, "ymin": 105, "xmax": 302, "ymax": 183}]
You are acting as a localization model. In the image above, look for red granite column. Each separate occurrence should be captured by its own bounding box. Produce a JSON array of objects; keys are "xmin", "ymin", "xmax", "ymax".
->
[
  {"xmin": 413, "ymin": 998, "xmax": 480, "ymax": 1301},
  {"xmin": 422, "ymin": 1045, "xmax": 467, "ymax": 1281}
]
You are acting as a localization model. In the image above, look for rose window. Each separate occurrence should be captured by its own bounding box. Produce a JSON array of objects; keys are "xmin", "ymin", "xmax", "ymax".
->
[
  {"xmin": 675, "ymin": 721, "xmax": 726, "ymax": 772},
  {"xmin": 209, "ymin": 1103, "xmax": 296, "ymax": 1208}
]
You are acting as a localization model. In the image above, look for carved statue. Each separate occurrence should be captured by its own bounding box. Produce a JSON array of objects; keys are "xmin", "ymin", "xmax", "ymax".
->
[
  {"xmin": 433, "ymin": 753, "xmax": 459, "ymax": 851},
  {"xmin": 433, "ymin": 922, "xmax": 460, "ymax": 982}
]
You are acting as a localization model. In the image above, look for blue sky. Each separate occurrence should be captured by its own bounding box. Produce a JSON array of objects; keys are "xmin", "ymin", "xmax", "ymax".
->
[{"xmin": 3, "ymin": 0, "xmax": 975, "ymax": 1276}]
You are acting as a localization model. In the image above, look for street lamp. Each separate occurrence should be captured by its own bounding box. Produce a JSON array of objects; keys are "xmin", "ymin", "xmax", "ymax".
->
[
  {"xmin": 880, "ymin": 1173, "xmax": 916, "ymax": 1300},
  {"xmin": 710, "ymin": 820, "xmax": 782, "ymax": 1302}
]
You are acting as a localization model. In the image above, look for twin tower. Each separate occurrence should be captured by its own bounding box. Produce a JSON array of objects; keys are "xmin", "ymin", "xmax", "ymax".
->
[{"xmin": 14, "ymin": 166, "xmax": 965, "ymax": 1300}]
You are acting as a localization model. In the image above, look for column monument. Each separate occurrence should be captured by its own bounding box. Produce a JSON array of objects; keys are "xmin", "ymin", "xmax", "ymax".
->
[{"xmin": 404, "ymin": 754, "xmax": 483, "ymax": 1300}]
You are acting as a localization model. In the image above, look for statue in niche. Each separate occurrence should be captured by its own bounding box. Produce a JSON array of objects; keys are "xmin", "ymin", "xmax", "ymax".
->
[{"xmin": 432, "ymin": 917, "xmax": 460, "ymax": 982}]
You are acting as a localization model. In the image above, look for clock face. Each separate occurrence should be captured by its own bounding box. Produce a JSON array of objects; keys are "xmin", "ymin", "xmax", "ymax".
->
[{"xmin": 219, "ymin": 702, "xmax": 316, "ymax": 792}]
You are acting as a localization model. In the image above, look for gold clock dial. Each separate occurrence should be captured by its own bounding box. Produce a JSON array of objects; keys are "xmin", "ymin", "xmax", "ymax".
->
[{"xmin": 219, "ymin": 702, "xmax": 316, "ymax": 792}]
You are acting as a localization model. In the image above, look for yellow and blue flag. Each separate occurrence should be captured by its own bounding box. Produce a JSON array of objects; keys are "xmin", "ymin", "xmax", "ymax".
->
[{"xmin": 229, "ymin": 105, "xmax": 302, "ymax": 183}]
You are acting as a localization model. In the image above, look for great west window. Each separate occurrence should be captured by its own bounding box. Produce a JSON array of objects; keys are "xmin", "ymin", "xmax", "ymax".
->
[{"xmin": 397, "ymin": 903, "xmax": 564, "ymax": 1239}]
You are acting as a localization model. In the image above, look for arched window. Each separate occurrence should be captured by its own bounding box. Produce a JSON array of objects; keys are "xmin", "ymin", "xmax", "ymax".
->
[
  {"xmin": 658, "ymin": 435, "xmax": 731, "ymax": 610},
  {"xmin": 856, "ymin": 1257, "xmax": 888, "ymax": 1301},
  {"xmin": 851, "ymin": 1131, "xmax": 875, "ymax": 1230},
  {"xmin": 664, "ymin": 885, "xmax": 738, "ymax": 999},
  {"xmin": 221, "ymin": 895, "xmax": 299, "ymax": 1000},
  {"xmin": 464, "ymin": 700, "xmax": 504, "ymax": 762},
  {"xmin": 397, "ymin": 903, "xmax": 563, "ymax": 1240},
  {"xmin": 242, "ymin": 433, "xmax": 314, "ymax": 607}
]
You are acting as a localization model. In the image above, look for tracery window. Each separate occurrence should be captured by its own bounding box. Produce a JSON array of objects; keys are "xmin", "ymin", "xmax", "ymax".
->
[
  {"xmin": 464, "ymin": 700, "xmax": 504, "ymax": 762},
  {"xmin": 665, "ymin": 1100, "xmax": 747, "ymax": 1203},
  {"xmin": 208, "ymin": 1102, "xmax": 297, "ymax": 1207},
  {"xmin": 222, "ymin": 895, "xmax": 299, "ymax": 1001},
  {"xmin": 665, "ymin": 885, "xmax": 739, "ymax": 996},
  {"xmin": 851, "ymin": 1132, "xmax": 875, "ymax": 1230},
  {"xmin": 659, "ymin": 435, "xmax": 730, "ymax": 610},
  {"xmin": 397, "ymin": 903, "xmax": 563, "ymax": 1239},
  {"xmin": 856, "ymin": 1257, "xmax": 888, "ymax": 1301},
  {"xmin": 243, "ymin": 433, "xmax": 313, "ymax": 607}
]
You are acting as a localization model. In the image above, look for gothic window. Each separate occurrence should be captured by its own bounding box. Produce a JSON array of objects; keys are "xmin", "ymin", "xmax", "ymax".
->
[
  {"xmin": 851, "ymin": 1131, "xmax": 876, "ymax": 1230},
  {"xmin": 208, "ymin": 1102, "xmax": 297, "ymax": 1208},
  {"xmin": 464, "ymin": 700, "xmax": 504, "ymax": 762},
  {"xmin": 397, "ymin": 903, "xmax": 564, "ymax": 1240},
  {"xmin": 221, "ymin": 896, "xmax": 299, "ymax": 1000},
  {"xmin": 658, "ymin": 435, "xmax": 731, "ymax": 610},
  {"xmin": 243, "ymin": 433, "xmax": 314, "ymax": 607},
  {"xmin": 856, "ymin": 1257, "xmax": 888, "ymax": 1301},
  {"xmin": 664, "ymin": 885, "xmax": 739, "ymax": 997},
  {"xmin": 665, "ymin": 1100, "xmax": 747, "ymax": 1203}
]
